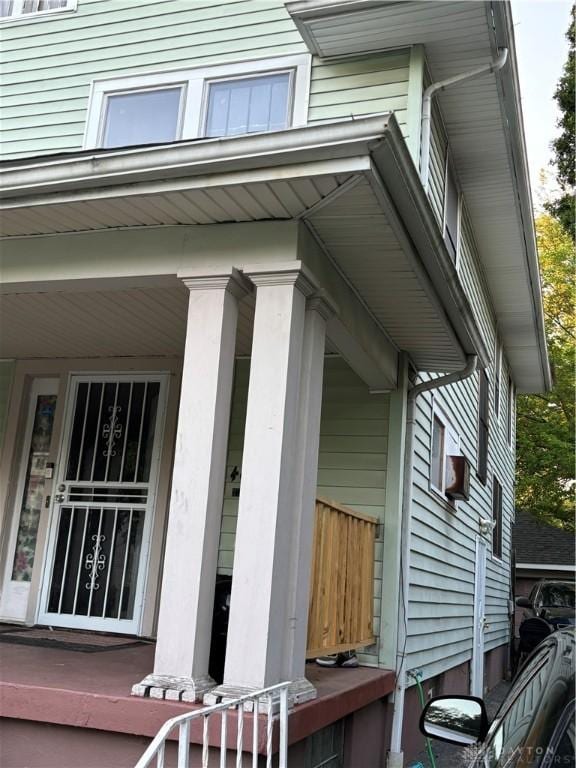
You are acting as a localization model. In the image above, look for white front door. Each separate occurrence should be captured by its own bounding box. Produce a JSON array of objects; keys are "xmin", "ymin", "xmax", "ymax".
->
[
  {"xmin": 471, "ymin": 536, "xmax": 488, "ymax": 697},
  {"xmin": 38, "ymin": 373, "xmax": 168, "ymax": 634},
  {"xmin": 0, "ymin": 379, "xmax": 59, "ymax": 622}
]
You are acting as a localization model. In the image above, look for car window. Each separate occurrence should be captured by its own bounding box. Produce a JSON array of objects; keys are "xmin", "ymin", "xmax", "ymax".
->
[
  {"xmin": 482, "ymin": 647, "xmax": 552, "ymax": 767},
  {"xmin": 540, "ymin": 584, "xmax": 575, "ymax": 609}
]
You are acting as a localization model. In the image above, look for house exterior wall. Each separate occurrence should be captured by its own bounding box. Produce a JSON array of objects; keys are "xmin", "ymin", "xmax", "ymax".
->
[
  {"xmin": 218, "ymin": 356, "xmax": 389, "ymax": 666},
  {"xmin": 0, "ymin": 0, "xmax": 412, "ymax": 161},
  {"xmin": 405, "ymin": 100, "xmax": 517, "ymax": 684}
]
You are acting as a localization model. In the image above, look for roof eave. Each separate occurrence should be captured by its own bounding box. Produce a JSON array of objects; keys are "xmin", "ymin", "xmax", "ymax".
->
[{"xmin": 491, "ymin": 0, "xmax": 552, "ymax": 392}]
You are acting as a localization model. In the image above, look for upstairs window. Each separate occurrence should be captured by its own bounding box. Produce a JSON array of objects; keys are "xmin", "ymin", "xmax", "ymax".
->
[
  {"xmin": 443, "ymin": 156, "xmax": 460, "ymax": 261},
  {"xmin": 0, "ymin": 0, "xmax": 74, "ymax": 18},
  {"xmin": 205, "ymin": 73, "xmax": 291, "ymax": 138},
  {"xmin": 85, "ymin": 55, "xmax": 310, "ymax": 150},
  {"xmin": 478, "ymin": 370, "xmax": 489, "ymax": 485},
  {"xmin": 507, "ymin": 376, "xmax": 515, "ymax": 447},
  {"xmin": 492, "ymin": 476, "xmax": 503, "ymax": 559},
  {"xmin": 431, "ymin": 415, "xmax": 446, "ymax": 492},
  {"xmin": 101, "ymin": 87, "xmax": 184, "ymax": 149},
  {"xmin": 494, "ymin": 341, "xmax": 502, "ymax": 420},
  {"xmin": 430, "ymin": 403, "xmax": 461, "ymax": 499}
]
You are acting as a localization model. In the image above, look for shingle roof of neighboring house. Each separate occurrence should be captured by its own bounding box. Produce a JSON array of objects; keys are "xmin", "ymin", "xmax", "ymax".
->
[{"xmin": 513, "ymin": 511, "xmax": 575, "ymax": 566}]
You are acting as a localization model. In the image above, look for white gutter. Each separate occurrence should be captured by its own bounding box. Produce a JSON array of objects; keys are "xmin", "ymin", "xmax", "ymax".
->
[
  {"xmin": 387, "ymin": 355, "xmax": 478, "ymax": 768},
  {"xmin": 420, "ymin": 48, "xmax": 509, "ymax": 191},
  {"xmin": 0, "ymin": 118, "xmax": 390, "ymax": 198}
]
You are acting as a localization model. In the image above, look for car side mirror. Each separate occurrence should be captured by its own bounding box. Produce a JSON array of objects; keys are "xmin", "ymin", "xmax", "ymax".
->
[
  {"xmin": 516, "ymin": 596, "xmax": 533, "ymax": 608},
  {"xmin": 420, "ymin": 696, "xmax": 489, "ymax": 745}
]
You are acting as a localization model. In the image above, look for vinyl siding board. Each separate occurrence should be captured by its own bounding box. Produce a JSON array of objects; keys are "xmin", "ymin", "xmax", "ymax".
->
[{"xmin": 218, "ymin": 357, "xmax": 389, "ymax": 666}]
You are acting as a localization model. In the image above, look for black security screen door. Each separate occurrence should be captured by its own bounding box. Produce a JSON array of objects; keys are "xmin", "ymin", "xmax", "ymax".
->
[{"xmin": 40, "ymin": 376, "xmax": 166, "ymax": 632}]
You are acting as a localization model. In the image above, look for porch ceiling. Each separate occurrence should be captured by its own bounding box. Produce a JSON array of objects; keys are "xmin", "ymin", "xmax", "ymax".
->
[
  {"xmin": 0, "ymin": 285, "xmax": 256, "ymax": 359},
  {"xmin": 0, "ymin": 117, "xmax": 486, "ymax": 374}
]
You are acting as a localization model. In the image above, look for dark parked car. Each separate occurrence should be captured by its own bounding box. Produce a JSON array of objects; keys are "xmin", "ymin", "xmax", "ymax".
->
[
  {"xmin": 420, "ymin": 628, "xmax": 575, "ymax": 767},
  {"xmin": 516, "ymin": 580, "xmax": 575, "ymax": 630}
]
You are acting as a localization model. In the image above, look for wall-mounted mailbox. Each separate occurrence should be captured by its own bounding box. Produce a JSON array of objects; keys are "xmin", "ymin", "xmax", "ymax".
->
[{"xmin": 445, "ymin": 455, "xmax": 471, "ymax": 501}]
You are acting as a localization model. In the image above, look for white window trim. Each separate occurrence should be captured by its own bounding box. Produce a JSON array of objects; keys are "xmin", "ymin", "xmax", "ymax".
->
[
  {"xmin": 429, "ymin": 400, "xmax": 461, "ymax": 499},
  {"xmin": 84, "ymin": 54, "xmax": 312, "ymax": 150},
  {"xmin": 0, "ymin": 0, "xmax": 76, "ymax": 22}
]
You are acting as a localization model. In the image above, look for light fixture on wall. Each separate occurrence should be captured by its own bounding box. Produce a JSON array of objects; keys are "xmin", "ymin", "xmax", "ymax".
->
[{"xmin": 479, "ymin": 517, "xmax": 496, "ymax": 535}]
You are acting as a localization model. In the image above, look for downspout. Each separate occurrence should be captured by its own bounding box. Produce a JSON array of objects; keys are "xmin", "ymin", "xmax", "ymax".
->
[
  {"xmin": 420, "ymin": 48, "xmax": 509, "ymax": 190},
  {"xmin": 387, "ymin": 355, "xmax": 478, "ymax": 768}
]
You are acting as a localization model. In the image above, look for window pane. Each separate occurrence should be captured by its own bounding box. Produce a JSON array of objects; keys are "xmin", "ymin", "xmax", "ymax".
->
[
  {"xmin": 431, "ymin": 416, "xmax": 445, "ymax": 489},
  {"xmin": 0, "ymin": 0, "xmax": 14, "ymax": 16},
  {"xmin": 103, "ymin": 88, "xmax": 181, "ymax": 148},
  {"xmin": 228, "ymin": 83, "xmax": 251, "ymax": 135},
  {"xmin": 206, "ymin": 73, "xmax": 290, "ymax": 138}
]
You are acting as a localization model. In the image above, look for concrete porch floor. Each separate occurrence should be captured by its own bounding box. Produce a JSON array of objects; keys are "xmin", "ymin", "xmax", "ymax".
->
[{"xmin": 0, "ymin": 636, "xmax": 395, "ymax": 751}]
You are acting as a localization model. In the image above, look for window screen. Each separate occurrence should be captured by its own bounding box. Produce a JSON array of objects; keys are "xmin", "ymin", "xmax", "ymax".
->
[
  {"xmin": 205, "ymin": 72, "xmax": 291, "ymax": 138},
  {"xmin": 102, "ymin": 87, "xmax": 182, "ymax": 149}
]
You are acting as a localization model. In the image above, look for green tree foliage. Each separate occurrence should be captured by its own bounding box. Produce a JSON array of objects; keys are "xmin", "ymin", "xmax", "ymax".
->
[
  {"xmin": 545, "ymin": 5, "xmax": 575, "ymax": 238},
  {"xmin": 516, "ymin": 214, "xmax": 575, "ymax": 530}
]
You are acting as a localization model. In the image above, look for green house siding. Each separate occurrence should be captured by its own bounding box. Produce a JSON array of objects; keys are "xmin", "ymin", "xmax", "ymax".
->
[
  {"xmin": 218, "ymin": 356, "xmax": 389, "ymax": 665},
  {"xmin": 309, "ymin": 50, "xmax": 410, "ymax": 132},
  {"xmin": 1, "ymin": 0, "xmax": 412, "ymax": 160}
]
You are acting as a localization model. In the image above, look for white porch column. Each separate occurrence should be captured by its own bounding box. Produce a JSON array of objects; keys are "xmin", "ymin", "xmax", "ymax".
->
[
  {"xmin": 208, "ymin": 264, "xmax": 328, "ymax": 700},
  {"xmin": 286, "ymin": 296, "xmax": 334, "ymax": 702},
  {"xmin": 133, "ymin": 268, "xmax": 250, "ymax": 702}
]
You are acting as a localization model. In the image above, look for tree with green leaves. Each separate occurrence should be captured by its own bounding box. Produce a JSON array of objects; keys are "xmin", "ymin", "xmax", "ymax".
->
[
  {"xmin": 516, "ymin": 214, "xmax": 575, "ymax": 530},
  {"xmin": 545, "ymin": 4, "xmax": 575, "ymax": 239}
]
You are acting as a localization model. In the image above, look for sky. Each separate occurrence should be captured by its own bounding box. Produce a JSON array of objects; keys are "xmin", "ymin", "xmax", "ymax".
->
[{"xmin": 510, "ymin": 0, "xmax": 572, "ymax": 201}]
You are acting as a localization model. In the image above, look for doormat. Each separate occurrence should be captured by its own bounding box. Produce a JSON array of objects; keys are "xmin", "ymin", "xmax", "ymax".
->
[{"xmin": 0, "ymin": 626, "xmax": 147, "ymax": 653}]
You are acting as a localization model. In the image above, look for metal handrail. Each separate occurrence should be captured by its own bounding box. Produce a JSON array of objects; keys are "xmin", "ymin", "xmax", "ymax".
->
[{"xmin": 135, "ymin": 681, "xmax": 290, "ymax": 768}]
